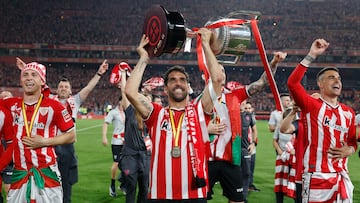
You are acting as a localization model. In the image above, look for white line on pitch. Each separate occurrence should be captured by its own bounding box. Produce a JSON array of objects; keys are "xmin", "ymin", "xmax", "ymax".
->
[{"xmin": 76, "ymin": 124, "xmax": 102, "ymax": 132}]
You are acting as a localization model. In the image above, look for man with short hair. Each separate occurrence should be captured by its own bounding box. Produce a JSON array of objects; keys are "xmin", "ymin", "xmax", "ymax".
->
[
  {"xmin": 125, "ymin": 28, "xmax": 223, "ymax": 202},
  {"xmin": 102, "ymin": 96, "xmax": 125, "ymax": 197},
  {"xmin": 243, "ymin": 101, "xmax": 260, "ymax": 192},
  {"xmin": 287, "ymin": 38, "xmax": 357, "ymax": 203},
  {"xmin": 53, "ymin": 60, "xmax": 108, "ymax": 203}
]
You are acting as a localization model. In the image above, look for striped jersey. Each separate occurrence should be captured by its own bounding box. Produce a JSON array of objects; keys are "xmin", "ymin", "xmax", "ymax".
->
[
  {"xmin": 1, "ymin": 97, "xmax": 74, "ymax": 171},
  {"xmin": 50, "ymin": 94, "xmax": 81, "ymax": 121},
  {"xmin": 288, "ymin": 64, "xmax": 357, "ymax": 173},
  {"xmin": 145, "ymin": 101, "xmax": 209, "ymax": 200},
  {"xmin": 0, "ymin": 105, "xmax": 14, "ymax": 169},
  {"xmin": 208, "ymin": 86, "xmax": 248, "ymax": 162}
]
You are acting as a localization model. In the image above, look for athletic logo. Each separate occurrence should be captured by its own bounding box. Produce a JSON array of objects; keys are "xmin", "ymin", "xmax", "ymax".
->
[
  {"xmin": 161, "ymin": 120, "xmax": 169, "ymax": 131},
  {"xmin": 323, "ymin": 116, "xmax": 348, "ymax": 132}
]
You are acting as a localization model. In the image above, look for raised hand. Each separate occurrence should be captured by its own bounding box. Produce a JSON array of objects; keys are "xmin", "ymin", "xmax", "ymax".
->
[
  {"xmin": 136, "ymin": 34, "xmax": 150, "ymax": 61},
  {"xmin": 308, "ymin": 38, "xmax": 329, "ymax": 58}
]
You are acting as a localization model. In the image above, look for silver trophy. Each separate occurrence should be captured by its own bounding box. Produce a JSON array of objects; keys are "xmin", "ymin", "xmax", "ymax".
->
[{"xmin": 143, "ymin": 5, "xmax": 260, "ymax": 64}]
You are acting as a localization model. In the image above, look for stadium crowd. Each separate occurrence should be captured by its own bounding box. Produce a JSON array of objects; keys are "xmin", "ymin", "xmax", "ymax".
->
[
  {"xmin": 0, "ymin": 0, "xmax": 359, "ymax": 50},
  {"xmin": 1, "ymin": 1, "xmax": 360, "ymax": 202},
  {"xmin": 1, "ymin": 0, "xmax": 360, "ymax": 115}
]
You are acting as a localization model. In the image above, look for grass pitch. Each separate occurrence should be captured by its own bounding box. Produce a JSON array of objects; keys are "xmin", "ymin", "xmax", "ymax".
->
[{"xmin": 71, "ymin": 119, "xmax": 360, "ymax": 203}]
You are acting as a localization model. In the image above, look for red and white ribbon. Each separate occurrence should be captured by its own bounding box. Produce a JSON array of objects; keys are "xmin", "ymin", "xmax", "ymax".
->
[{"xmin": 194, "ymin": 18, "xmax": 282, "ymax": 111}]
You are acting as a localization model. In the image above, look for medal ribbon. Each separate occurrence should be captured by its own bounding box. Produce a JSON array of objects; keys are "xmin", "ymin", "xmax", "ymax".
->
[
  {"xmin": 169, "ymin": 109, "xmax": 184, "ymax": 147},
  {"xmin": 250, "ymin": 19, "xmax": 282, "ymax": 111},
  {"xmin": 22, "ymin": 94, "xmax": 43, "ymax": 137}
]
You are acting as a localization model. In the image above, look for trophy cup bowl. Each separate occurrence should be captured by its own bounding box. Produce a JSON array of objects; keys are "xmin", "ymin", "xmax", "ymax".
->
[
  {"xmin": 205, "ymin": 19, "xmax": 251, "ymax": 64},
  {"xmin": 142, "ymin": 5, "xmax": 256, "ymax": 64}
]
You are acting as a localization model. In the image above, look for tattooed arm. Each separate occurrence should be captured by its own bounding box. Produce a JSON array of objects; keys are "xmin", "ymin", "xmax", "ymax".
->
[
  {"xmin": 125, "ymin": 34, "xmax": 153, "ymax": 119},
  {"xmin": 247, "ymin": 51, "xmax": 287, "ymax": 96}
]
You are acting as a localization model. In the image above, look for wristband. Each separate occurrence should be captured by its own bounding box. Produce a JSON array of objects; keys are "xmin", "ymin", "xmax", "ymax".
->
[
  {"xmin": 304, "ymin": 54, "xmax": 316, "ymax": 63},
  {"xmin": 97, "ymin": 72, "xmax": 103, "ymax": 77}
]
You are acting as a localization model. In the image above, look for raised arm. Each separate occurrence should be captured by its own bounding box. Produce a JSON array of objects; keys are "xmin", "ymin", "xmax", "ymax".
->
[
  {"xmin": 120, "ymin": 68, "xmax": 130, "ymax": 110},
  {"xmin": 247, "ymin": 51, "xmax": 287, "ymax": 96},
  {"xmin": 279, "ymin": 107, "xmax": 298, "ymax": 134},
  {"xmin": 287, "ymin": 39, "xmax": 329, "ymax": 108},
  {"xmin": 197, "ymin": 28, "xmax": 225, "ymax": 113},
  {"xmin": 125, "ymin": 35, "xmax": 153, "ymax": 119},
  {"xmin": 78, "ymin": 59, "xmax": 109, "ymax": 101}
]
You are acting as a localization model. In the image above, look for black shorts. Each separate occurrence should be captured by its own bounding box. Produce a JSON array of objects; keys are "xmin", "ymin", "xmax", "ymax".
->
[
  {"xmin": 207, "ymin": 160, "xmax": 244, "ymax": 202},
  {"xmin": 1, "ymin": 163, "xmax": 13, "ymax": 184},
  {"xmin": 112, "ymin": 145, "xmax": 123, "ymax": 162}
]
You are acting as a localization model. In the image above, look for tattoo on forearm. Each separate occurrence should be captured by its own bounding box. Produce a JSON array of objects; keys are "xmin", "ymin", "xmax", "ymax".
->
[
  {"xmin": 139, "ymin": 96, "xmax": 152, "ymax": 112},
  {"xmin": 247, "ymin": 80, "xmax": 265, "ymax": 96}
]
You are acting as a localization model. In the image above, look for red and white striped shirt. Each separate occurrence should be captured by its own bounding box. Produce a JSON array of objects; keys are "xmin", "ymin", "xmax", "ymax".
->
[
  {"xmin": 288, "ymin": 64, "xmax": 357, "ymax": 173},
  {"xmin": 1, "ymin": 97, "xmax": 74, "ymax": 171},
  {"xmin": 208, "ymin": 87, "xmax": 248, "ymax": 162},
  {"xmin": 145, "ymin": 101, "xmax": 209, "ymax": 200},
  {"xmin": 0, "ymin": 105, "xmax": 14, "ymax": 170}
]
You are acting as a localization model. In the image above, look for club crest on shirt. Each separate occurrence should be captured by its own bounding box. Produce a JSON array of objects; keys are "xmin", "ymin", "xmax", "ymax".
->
[
  {"xmin": 11, "ymin": 104, "xmax": 23, "ymax": 124},
  {"xmin": 62, "ymin": 109, "xmax": 72, "ymax": 122},
  {"xmin": 10, "ymin": 103, "xmax": 21, "ymax": 117}
]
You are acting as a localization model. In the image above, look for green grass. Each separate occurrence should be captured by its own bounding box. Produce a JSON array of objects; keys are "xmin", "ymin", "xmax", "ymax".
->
[{"xmin": 71, "ymin": 119, "xmax": 360, "ymax": 203}]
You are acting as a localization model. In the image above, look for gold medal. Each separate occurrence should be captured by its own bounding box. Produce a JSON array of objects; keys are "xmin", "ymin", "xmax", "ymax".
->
[{"xmin": 171, "ymin": 146, "xmax": 181, "ymax": 158}]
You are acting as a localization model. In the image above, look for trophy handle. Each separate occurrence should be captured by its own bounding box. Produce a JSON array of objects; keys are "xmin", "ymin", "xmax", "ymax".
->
[{"xmin": 225, "ymin": 10, "xmax": 261, "ymax": 20}]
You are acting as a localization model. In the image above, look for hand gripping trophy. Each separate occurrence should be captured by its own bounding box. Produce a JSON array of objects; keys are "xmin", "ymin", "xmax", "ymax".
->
[{"xmin": 142, "ymin": 5, "xmax": 282, "ymax": 111}]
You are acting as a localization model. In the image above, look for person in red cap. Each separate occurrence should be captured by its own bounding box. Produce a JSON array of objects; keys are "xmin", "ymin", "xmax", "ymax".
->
[
  {"xmin": 16, "ymin": 58, "xmax": 109, "ymax": 203},
  {"xmin": 0, "ymin": 60, "xmax": 75, "ymax": 203}
]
